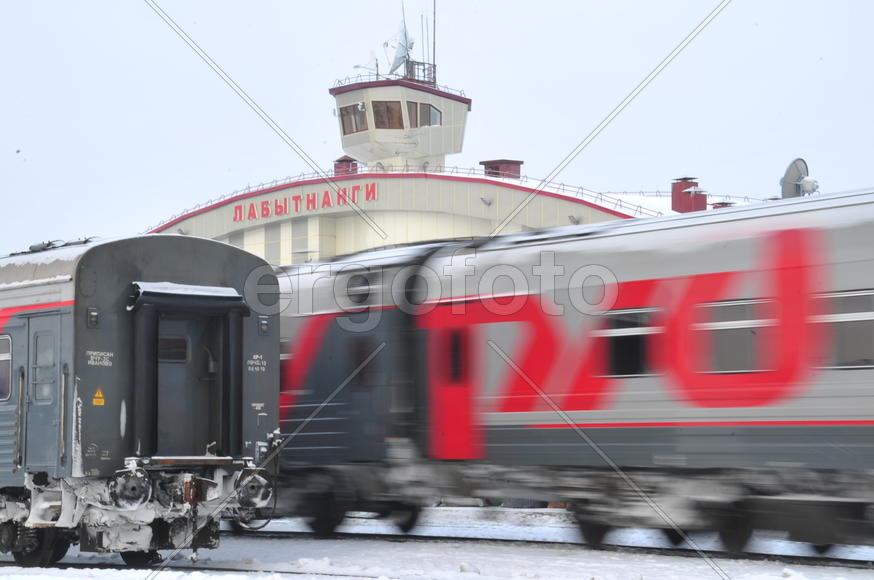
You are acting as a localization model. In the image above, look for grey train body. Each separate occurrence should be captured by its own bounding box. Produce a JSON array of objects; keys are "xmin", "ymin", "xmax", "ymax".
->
[
  {"xmin": 275, "ymin": 190, "xmax": 874, "ymax": 549},
  {"xmin": 0, "ymin": 235, "xmax": 278, "ymax": 564}
]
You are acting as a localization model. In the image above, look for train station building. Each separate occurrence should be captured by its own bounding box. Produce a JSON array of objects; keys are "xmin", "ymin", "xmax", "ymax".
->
[{"xmin": 150, "ymin": 62, "xmax": 692, "ymax": 265}]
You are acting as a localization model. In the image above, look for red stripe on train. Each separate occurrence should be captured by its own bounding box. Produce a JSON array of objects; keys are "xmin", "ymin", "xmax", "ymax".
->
[
  {"xmin": 0, "ymin": 301, "xmax": 75, "ymax": 334},
  {"xmin": 279, "ymin": 313, "xmax": 334, "ymax": 419}
]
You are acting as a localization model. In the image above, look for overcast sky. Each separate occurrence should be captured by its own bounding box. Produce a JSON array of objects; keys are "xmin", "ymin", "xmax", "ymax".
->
[{"xmin": 2, "ymin": 1, "xmax": 872, "ymax": 256}]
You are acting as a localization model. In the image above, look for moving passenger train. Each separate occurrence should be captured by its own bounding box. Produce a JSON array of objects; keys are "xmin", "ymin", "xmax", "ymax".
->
[{"xmin": 273, "ymin": 189, "xmax": 874, "ymax": 552}]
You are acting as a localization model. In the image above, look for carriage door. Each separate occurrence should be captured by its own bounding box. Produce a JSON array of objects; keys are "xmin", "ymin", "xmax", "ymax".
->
[
  {"xmin": 156, "ymin": 316, "xmax": 219, "ymax": 456},
  {"xmin": 427, "ymin": 326, "xmax": 481, "ymax": 459},
  {"xmin": 25, "ymin": 314, "xmax": 61, "ymax": 472},
  {"xmin": 346, "ymin": 335, "xmax": 386, "ymax": 461}
]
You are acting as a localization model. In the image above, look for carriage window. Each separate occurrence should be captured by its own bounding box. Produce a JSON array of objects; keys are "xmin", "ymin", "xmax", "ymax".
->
[
  {"xmin": 594, "ymin": 310, "xmax": 657, "ymax": 376},
  {"xmin": 816, "ymin": 291, "xmax": 874, "ymax": 367},
  {"xmin": 0, "ymin": 336, "xmax": 10, "ymax": 401},
  {"xmin": 442, "ymin": 329, "xmax": 469, "ymax": 384},
  {"xmin": 352, "ymin": 337, "xmax": 378, "ymax": 387},
  {"xmin": 694, "ymin": 300, "xmax": 775, "ymax": 373},
  {"xmin": 158, "ymin": 337, "xmax": 188, "ymax": 363},
  {"xmin": 339, "ymin": 104, "xmax": 368, "ymax": 135},
  {"xmin": 33, "ymin": 333, "xmax": 55, "ymax": 401},
  {"xmin": 372, "ymin": 101, "xmax": 404, "ymax": 129}
]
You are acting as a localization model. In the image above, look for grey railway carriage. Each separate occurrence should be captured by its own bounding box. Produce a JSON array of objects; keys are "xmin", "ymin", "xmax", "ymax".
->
[
  {"xmin": 0, "ymin": 235, "xmax": 277, "ymax": 566},
  {"xmin": 276, "ymin": 190, "xmax": 874, "ymax": 552}
]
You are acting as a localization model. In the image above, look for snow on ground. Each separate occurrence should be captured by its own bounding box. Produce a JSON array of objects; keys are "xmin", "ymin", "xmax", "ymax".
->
[{"xmin": 2, "ymin": 508, "xmax": 874, "ymax": 579}]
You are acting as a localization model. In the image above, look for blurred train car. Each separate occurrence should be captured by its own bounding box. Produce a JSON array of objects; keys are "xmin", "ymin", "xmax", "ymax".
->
[
  {"xmin": 0, "ymin": 236, "xmax": 277, "ymax": 565},
  {"xmin": 275, "ymin": 190, "xmax": 874, "ymax": 552}
]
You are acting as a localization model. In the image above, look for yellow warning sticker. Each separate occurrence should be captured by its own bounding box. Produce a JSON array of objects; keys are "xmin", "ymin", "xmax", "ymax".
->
[{"xmin": 92, "ymin": 388, "xmax": 105, "ymax": 406}]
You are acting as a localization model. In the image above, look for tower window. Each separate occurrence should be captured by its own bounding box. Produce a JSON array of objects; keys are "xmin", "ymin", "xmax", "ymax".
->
[
  {"xmin": 407, "ymin": 102, "xmax": 442, "ymax": 128},
  {"xmin": 340, "ymin": 104, "xmax": 368, "ymax": 135},
  {"xmin": 372, "ymin": 101, "xmax": 404, "ymax": 129}
]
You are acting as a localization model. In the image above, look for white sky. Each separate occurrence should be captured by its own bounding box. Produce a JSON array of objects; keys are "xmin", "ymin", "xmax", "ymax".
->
[{"xmin": 2, "ymin": 1, "xmax": 872, "ymax": 257}]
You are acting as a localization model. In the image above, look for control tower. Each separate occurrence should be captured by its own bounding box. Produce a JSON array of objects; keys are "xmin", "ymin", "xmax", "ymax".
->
[{"xmin": 328, "ymin": 52, "xmax": 471, "ymax": 171}]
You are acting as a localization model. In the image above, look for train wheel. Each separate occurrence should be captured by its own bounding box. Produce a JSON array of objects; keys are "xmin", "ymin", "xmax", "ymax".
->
[
  {"xmin": 120, "ymin": 550, "xmax": 163, "ymax": 567},
  {"xmin": 812, "ymin": 543, "xmax": 833, "ymax": 555},
  {"xmin": 391, "ymin": 505, "xmax": 421, "ymax": 534},
  {"xmin": 306, "ymin": 494, "xmax": 345, "ymax": 538},
  {"xmin": 50, "ymin": 536, "xmax": 71, "ymax": 564},
  {"xmin": 575, "ymin": 517, "xmax": 610, "ymax": 547},
  {"xmin": 718, "ymin": 505, "xmax": 752, "ymax": 553},
  {"xmin": 12, "ymin": 529, "xmax": 62, "ymax": 567},
  {"xmin": 661, "ymin": 528, "xmax": 685, "ymax": 546}
]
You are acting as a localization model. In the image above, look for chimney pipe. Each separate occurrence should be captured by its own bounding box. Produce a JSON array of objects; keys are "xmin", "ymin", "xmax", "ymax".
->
[
  {"xmin": 671, "ymin": 177, "xmax": 707, "ymax": 213},
  {"xmin": 480, "ymin": 159, "xmax": 523, "ymax": 179},
  {"xmin": 334, "ymin": 156, "xmax": 358, "ymax": 176}
]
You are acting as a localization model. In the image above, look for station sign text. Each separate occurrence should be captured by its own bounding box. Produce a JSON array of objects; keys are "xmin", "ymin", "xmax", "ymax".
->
[{"xmin": 232, "ymin": 182, "xmax": 378, "ymax": 222}]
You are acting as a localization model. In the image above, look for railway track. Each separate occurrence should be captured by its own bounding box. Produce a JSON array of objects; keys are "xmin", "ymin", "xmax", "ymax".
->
[{"xmin": 2, "ymin": 525, "xmax": 873, "ymax": 576}]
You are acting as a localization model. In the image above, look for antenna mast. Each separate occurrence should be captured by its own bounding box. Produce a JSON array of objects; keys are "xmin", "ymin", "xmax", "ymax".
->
[{"xmin": 432, "ymin": 0, "xmax": 436, "ymax": 71}]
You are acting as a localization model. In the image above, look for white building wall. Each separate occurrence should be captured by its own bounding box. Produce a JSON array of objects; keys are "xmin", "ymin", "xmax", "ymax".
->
[
  {"xmin": 158, "ymin": 175, "xmax": 625, "ymax": 263},
  {"xmin": 243, "ymin": 227, "xmax": 265, "ymax": 258}
]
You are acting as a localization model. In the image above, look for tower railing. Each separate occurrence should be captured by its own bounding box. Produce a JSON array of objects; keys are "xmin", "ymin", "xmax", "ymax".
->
[{"xmin": 332, "ymin": 72, "xmax": 465, "ymax": 97}]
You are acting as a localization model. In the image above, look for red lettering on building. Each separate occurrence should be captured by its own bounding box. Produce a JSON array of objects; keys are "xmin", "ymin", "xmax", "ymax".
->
[
  {"xmin": 228, "ymin": 182, "xmax": 377, "ymax": 222},
  {"xmin": 274, "ymin": 198, "xmax": 288, "ymax": 216}
]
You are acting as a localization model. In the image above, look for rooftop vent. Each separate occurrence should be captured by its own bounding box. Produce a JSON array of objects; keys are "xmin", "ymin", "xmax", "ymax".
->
[{"xmin": 480, "ymin": 159, "xmax": 523, "ymax": 179}]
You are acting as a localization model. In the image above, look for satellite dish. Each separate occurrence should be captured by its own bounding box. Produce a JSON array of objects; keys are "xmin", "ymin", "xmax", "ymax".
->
[
  {"xmin": 387, "ymin": 19, "xmax": 414, "ymax": 75},
  {"xmin": 780, "ymin": 158, "xmax": 819, "ymax": 198}
]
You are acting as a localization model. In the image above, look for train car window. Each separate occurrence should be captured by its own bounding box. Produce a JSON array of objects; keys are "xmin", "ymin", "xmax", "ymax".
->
[
  {"xmin": 32, "ymin": 333, "xmax": 55, "ymax": 400},
  {"xmin": 446, "ymin": 329, "xmax": 469, "ymax": 384},
  {"xmin": 0, "ymin": 336, "xmax": 10, "ymax": 401},
  {"xmin": 816, "ymin": 292, "xmax": 874, "ymax": 367},
  {"xmin": 694, "ymin": 300, "xmax": 775, "ymax": 373},
  {"xmin": 829, "ymin": 321, "xmax": 874, "ymax": 366},
  {"xmin": 372, "ymin": 101, "xmax": 404, "ymax": 129},
  {"xmin": 158, "ymin": 337, "xmax": 188, "ymax": 363},
  {"xmin": 352, "ymin": 337, "xmax": 378, "ymax": 387},
  {"xmin": 593, "ymin": 310, "xmax": 657, "ymax": 376},
  {"xmin": 339, "ymin": 104, "xmax": 368, "ymax": 135}
]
